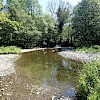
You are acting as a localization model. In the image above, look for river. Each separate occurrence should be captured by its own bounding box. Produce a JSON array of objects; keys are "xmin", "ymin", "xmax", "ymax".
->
[{"xmin": 0, "ymin": 49, "xmax": 82, "ymax": 100}]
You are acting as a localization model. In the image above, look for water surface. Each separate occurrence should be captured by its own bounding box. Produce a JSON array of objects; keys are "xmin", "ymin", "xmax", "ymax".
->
[{"xmin": 0, "ymin": 49, "xmax": 82, "ymax": 100}]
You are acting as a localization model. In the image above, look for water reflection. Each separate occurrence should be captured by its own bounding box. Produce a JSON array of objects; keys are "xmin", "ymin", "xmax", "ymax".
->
[
  {"xmin": 63, "ymin": 86, "xmax": 76, "ymax": 99},
  {"xmin": 62, "ymin": 60, "xmax": 72, "ymax": 70},
  {"xmin": 0, "ymin": 49, "xmax": 82, "ymax": 99},
  {"xmin": 15, "ymin": 49, "xmax": 81, "ymax": 92}
]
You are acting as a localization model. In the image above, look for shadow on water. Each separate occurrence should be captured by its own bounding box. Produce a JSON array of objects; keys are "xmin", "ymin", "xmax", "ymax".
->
[{"xmin": 0, "ymin": 49, "xmax": 82, "ymax": 100}]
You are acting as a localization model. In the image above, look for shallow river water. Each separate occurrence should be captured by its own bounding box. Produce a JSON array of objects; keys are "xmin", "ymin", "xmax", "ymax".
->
[{"xmin": 0, "ymin": 49, "xmax": 82, "ymax": 100}]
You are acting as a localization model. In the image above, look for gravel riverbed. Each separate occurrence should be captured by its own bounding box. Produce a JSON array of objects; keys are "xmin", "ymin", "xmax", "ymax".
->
[
  {"xmin": 0, "ymin": 54, "xmax": 19, "ymax": 76},
  {"xmin": 58, "ymin": 50, "xmax": 100, "ymax": 63}
]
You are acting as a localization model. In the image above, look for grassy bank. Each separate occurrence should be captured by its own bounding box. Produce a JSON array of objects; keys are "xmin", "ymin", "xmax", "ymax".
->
[
  {"xmin": 0, "ymin": 46, "xmax": 21, "ymax": 54},
  {"xmin": 76, "ymin": 45, "xmax": 100, "ymax": 53},
  {"xmin": 77, "ymin": 61, "xmax": 100, "ymax": 100}
]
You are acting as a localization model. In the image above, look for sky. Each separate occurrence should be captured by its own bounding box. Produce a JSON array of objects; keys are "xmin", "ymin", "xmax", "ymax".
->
[{"xmin": 38, "ymin": 0, "xmax": 81, "ymax": 12}]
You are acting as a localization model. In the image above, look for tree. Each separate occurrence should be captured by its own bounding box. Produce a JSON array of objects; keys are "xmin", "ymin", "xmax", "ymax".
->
[
  {"xmin": 47, "ymin": 0, "xmax": 71, "ymax": 46},
  {"xmin": 4, "ymin": 0, "xmax": 42, "ymax": 48},
  {"xmin": 0, "ymin": 1, "xmax": 20, "ymax": 46},
  {"xmin": 0, "ymin": 10, "xmax": 20, "ymax": 46},
  {"xmin": 1, "ymin": 0, "xmax": 68, "ymax": 48},
  {"xmin": 72, "ymin": 0, "xmax": 100, "ymax": 46},
  {"xmin": 35, "ymin": 15, "xmax": 58, "ymax": 47}
]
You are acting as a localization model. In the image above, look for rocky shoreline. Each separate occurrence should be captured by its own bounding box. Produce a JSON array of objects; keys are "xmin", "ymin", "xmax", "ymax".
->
[
  {"xmin": 58, "ymin": 50, "xmax": 100, "ymax": 63},
  {"xmin": 0, "ymin": 54, "xmax": 19, "ymax": 76}
]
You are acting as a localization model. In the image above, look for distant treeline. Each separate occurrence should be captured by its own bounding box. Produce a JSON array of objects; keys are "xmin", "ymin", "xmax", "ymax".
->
[{"xmin": 0, "ymin": 0, "xmax": 100, "ymax": 48}]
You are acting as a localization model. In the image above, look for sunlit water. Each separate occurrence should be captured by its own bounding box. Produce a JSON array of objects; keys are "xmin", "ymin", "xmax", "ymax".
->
[{"xmin": 0, "ymin": 49, "xmax": 82, "ymax": 100}]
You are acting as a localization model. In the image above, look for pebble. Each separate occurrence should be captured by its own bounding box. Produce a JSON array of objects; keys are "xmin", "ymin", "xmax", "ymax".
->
[
  {"xmin": 6, "ymin": 93, "xmax": 12, "ymax": 96},
  {"xmin": 9, "ymin": 82, "xmax": 13, "ymax": 84},
  {"xmin": 52, "ymin": 96, "xmax": 57, "ymax": 100},
  {"xmin": 5, "ymin": 85, "xmax": 9, "ymax": 87},
  {"xmin": 37, "ymin": 92, "xmax": 40, "ymax": 95},
  {"xmin": 1, "ymin": 89, "xmax": 4, "ymax": 92}
]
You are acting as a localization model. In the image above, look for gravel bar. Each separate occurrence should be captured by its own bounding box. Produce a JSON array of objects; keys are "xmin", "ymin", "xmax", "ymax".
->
[
  {"xmin": 58, "ymin": 50, "xmax": 100, "ymax": 63},
  {"xmin": 0, "ymin": 54, "xmax": 19, "ymax": 76}
]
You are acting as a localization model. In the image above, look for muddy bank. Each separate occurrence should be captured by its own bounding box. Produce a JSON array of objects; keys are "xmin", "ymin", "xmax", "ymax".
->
[
  {"xmin": 0, "ymin": 54, "xmax": 19, "ymax": 76},
  {"xmin": 58, "ymin": 50, "xmax": 100, "ymax": 62}
]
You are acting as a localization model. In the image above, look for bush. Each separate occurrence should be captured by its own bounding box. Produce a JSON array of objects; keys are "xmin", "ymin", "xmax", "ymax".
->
[
  {"xmin": 0, "ymin": 46, "xmax": 21, "ymax": 54},
  {"xmin": 77, "ymin": 61, "xmax": 100, "ymax": 100}
]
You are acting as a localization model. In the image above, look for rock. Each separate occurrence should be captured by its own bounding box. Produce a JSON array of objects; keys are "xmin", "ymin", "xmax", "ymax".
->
[
  {"xmin": 52, "ymin": 95, "xmax": 57, "ymax": 100},
  {"xmin": 6, "ymin": 93, "xmax": 12, "ymax": 96},
  {"xmin": 1, "ymin": 88, "xmax": 4, "ymax": 92},
  {"xmin": 38, "ymin": 87, "xmax": 43, "ymax": 91},
  {"xmin": 0, "ymin": 94, "xmax": 2, "ymax": 97},
  {"xmin": 9, "ymin": 82, "xmax": 13, "ymax": 84},
  {"xmin": 60, "ymin": 96, "xmax": 72, "ymax": 100},
  {"xmin": 2, "ymin": 92, "xmax": 12, "ymax": 96},
  {"xmin": 5, "ymin": 85, "xmax": 9, "ymax": 87},
  {"xmin": 37, "ymin": 92, "xmax": 40, "ymax": 95}
]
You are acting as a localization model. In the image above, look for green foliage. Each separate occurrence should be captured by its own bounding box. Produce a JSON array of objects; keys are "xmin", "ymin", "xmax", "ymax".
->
[
  {"xmin": 62, "ymin": 24, "xmax": 72, "ymax": 42},
  {"xmin": 0, "ymin": 0, "xmax": 100, "ymax": 48},
  {"xmin": 0, "ymin": 0, "xmax": 60, "ymax": 48},
  {"xmin": 76, "ymin": 45, "xmax": 100, "ymax": 53},
  {"xmin": 47, "ymin": 0, "xmax": 72, "ymax": 46},
  {"xmin": 35, "ymin": 15, "xmax": 58, "ymax": 47},
  {"xmin": 77, "ymin": 61, "xmax": 100, "ymax": 100},
  {"xmin": 57, "ymin": 3, "xmax": 70, "ymax": 33},
  {"xmin": 56, "ymin": 1, "xmax": 71, "ymax": 45},
  {"xmin": 72, "ymin": 0, "xmax": 100, "ymax": 46},
  {"xmin": 0, "ymin": 11, "xmax": 20, "ymax": 46},
  {"xmin": 0, "ymin": 46, "xmax": 21, "ymax": 54}
]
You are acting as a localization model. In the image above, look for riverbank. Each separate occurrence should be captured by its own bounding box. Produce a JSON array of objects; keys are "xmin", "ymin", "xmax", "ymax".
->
[
  {"xmin": 1, "ymin": 48, "xmax": 100, "ymax": 76},
  {"xmin": 0, "ymin": 54, "xmax": 19, "ymax": 76},
  {"xmin": 21, "ymin": 48, "xmax": 46, "ymax": 53},
  {"xmin": 0, "ymin": 48, "xmax": 47, "ymax": 76},
  {"xmin": 58, "ymin": 50, "xmax": 100, "ymax": 62}
]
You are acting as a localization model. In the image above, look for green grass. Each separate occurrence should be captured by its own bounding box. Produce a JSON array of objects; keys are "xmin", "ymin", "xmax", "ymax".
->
[
  {"xmin": 76, "ymin": 45, "xmax": 100, "ymax": 53},
  {"xmin": 0, "ymin": 46, "xmax": 21, "ymax": 54},
  {"xmin": 77, "ymin": 61, "xmax": 100, "ymax": 100}
]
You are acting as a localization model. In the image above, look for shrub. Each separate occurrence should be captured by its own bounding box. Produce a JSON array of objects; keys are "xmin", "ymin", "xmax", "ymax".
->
[{"xmin": 77, "ymin": 61, "xmax": 100, "ymax": 100}]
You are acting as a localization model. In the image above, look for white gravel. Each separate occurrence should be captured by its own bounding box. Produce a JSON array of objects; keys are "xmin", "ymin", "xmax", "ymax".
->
[
  {"xmin": 58, "ymin": 50, "xmax": 100, "ymax": 63},
  {"xmin": 21, "ymin": 48, "xmax": 46, "ymax": 53},
  {"xmin": 0, "ymin": 54, "xmax": 19, "ymax": 76}
]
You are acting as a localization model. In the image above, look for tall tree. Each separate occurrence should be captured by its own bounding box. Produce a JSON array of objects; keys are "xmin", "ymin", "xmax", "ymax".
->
[
  {"xmin": 35, "ymin": 14, "xmax": 58, "ymax": 47},
  {"xmin": 47, "ymin": 0, "xmax": 71, "ymax": 45},
  {"xmin": 72, "ymin": 0, "xmax": 100, "ymax": 46},
  {"xmin": 0, "ymin": 0, "xmax": 42, "ymax": 48}
]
